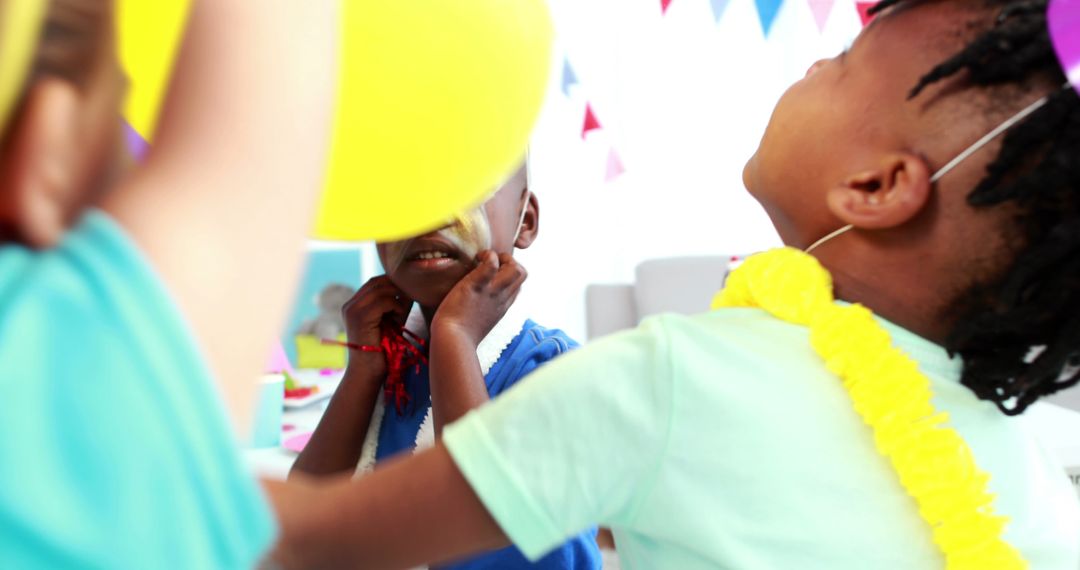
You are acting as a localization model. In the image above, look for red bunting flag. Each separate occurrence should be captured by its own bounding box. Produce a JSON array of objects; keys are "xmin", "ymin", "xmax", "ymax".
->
[
  {"xmin": 661, "ymin": 0, "xmax": 673, "ymax": 14},
  {"xmin": 582, "ymin": 103, "xmax": 602, "ymax": 139},
  {"xmin": 855, "ymin": 2, "xmax": 877, "ymax": 27}
]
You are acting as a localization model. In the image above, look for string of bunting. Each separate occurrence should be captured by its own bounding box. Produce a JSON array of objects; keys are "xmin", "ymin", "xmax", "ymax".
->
[
  {"xmin": 555, "ymin": 0, "xmax": 883, "ymax": 185},
  {"xmin": 658, "ymin": 0, "xmax": 878, "ymax": 34},
  {"xmin": 123, "ymin": 1, "xmax": 883, "ymax": 187},
  {"xmin": 561, "ymin": 57, "xmax": 626, "ymax": 182}
]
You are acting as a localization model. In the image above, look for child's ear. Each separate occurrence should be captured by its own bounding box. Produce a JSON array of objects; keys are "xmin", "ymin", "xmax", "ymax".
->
[
  {"xmin": 0, "ymin": 78, "xmax": 81, "ymax": 249},
  {"xmin": 513, "ymin": 190, "xmax": 540, "ymax": 249},
  {"xmin": 825, "ymin": 153, "xmax": 932, "ymax": 231}
]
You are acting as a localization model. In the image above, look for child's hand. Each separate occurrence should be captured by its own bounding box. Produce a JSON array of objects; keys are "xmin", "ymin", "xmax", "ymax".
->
[
  {"xmin": 432, "ymin": 251, "xmax": 527, "ymax": 346},
  {"xmin": 342, "ymin": 277, "xmax": 413, "ymax": 375}
]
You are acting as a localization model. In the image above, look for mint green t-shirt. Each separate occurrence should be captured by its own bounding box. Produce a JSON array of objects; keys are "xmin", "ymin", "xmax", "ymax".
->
[
  {"xmin": 445, "ymin": 309, "xmax": 1080, "ymax": 569},
  {"xmin": 0, "ymin": 211, "xmax": 275, "ymax": 568}
]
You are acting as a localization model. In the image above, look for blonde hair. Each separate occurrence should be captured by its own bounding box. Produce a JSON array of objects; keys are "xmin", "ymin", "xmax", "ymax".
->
[
  {"xmin": 0, "ymin": 0, "xmax": 48, "ymax": 135},
  {"xmin": 0, "ymin": 0, "xmax": 111, "ymax": 137}
]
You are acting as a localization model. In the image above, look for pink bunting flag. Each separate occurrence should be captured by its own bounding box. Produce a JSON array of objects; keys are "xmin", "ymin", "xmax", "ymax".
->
[
  {"xmin": 661, "ymin": 0, "xmax": 673, "ymax": 14},
  {"xmin": 855, "ymin": 2, "xmax": 877, "ymax": 27},
  {"xmin": 582, "ymin": 103, "xmax": 602, "ymax": 139},
  {"xmin": 807, "ymin": 0, "xmax": 836, "ymax": 32},
  {"xmin": 605, "ymin": 147, "xmax": 625, "ymax": 181}
]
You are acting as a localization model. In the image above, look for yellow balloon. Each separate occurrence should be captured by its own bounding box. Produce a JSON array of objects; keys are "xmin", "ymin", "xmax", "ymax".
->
[
  {"xmin": 315, "ymin": 0, "xmax": 554, "ymax": 241},
  {"xmin": 117, "ymin": 0, "xmax": 191, "ymax": 139},
  {"xmin": 118, "ymin": 0, "xmax": 553, "ymax": 242}
]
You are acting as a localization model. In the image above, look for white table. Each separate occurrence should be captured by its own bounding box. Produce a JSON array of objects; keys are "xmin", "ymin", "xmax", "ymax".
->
[{"xmin": 243, "ymin": 371, "xmax": 340, "ymax": 480}]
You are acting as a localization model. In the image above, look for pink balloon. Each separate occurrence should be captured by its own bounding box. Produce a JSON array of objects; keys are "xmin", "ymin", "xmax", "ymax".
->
[
  {"xmin": 123, "ymin": 121, "xmax": 149, "ymax": 161},
  {"xmin": 1049, "ymin": 0, "xmax": 1080, "ymax": 95}
]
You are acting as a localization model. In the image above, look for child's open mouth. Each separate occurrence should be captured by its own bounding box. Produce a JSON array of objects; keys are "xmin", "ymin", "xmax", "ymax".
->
[
  {"xmin": 400, "ymin": 237, "xmax": 464, "ymax": 270},
  {"xmin": 406, "ymin": 249, "xmax": 458, "ymax": 268}
]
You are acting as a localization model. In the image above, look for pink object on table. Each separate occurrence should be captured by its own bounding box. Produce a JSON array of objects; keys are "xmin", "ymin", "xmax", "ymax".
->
[
  {"xmin": 266, "ymin": 340, "xmax": 295, "ymax": 374},
  {"xmin": 283, "ymin": 432, "xmax": 313, "ymax": 453}
]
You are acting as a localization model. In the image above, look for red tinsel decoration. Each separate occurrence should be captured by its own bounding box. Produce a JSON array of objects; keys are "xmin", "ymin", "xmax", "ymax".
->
[{"xmin": 324, "ymin": 323, "xmax": 429, "ymax": 415}]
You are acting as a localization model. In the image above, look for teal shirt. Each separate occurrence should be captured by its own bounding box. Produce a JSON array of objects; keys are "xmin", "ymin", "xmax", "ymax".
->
[
  {"xmin": 0, "ymin": 211, "xmax": 275, "ymax": 568},
  {"xmin": 445, "ymin": 309, "xmax": 1080, "ymax": 569}
]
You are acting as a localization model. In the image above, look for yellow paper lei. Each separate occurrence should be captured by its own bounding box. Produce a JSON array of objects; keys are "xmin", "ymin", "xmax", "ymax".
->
[{"xmin": 713, "ymin": 247, "xmax": 1026, "ymax": 569}]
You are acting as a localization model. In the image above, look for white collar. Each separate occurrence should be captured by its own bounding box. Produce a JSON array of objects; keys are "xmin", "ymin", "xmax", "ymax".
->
[
  {"xmin": 401, "ymin": 302, "xmax": 526, "ymax": 375},
  {"xmin": 357, "ymin": 301, "xmax": 528, "ymax": 474}
]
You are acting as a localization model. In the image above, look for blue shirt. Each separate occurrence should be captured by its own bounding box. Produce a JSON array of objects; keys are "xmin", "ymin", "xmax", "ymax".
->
[
  {"xmin": 376, "ymin": 320, "xmax": 601, "ymax": 570},
  {"xmin": 0, "ymin": 211, "xmax": 275, "ymax": 568}
]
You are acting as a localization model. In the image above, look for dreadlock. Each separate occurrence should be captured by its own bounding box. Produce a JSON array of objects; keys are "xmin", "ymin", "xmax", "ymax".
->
[{"xmin": 871, "ymin": 0, "xmax": 1080, "ymax": 415}]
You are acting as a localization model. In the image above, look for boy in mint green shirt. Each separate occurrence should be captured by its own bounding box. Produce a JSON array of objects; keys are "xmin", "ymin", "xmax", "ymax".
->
[
  {"xmin": 270, "ymin": 2, "xmax": 1080, "ymax": 568},
  {"xmin": 445, "ymin": 311, "xmax": 1078, "ymax": 568},
  {"xmin": 0, "ymin": 0, "xmax": 336, "ymax": 566}
]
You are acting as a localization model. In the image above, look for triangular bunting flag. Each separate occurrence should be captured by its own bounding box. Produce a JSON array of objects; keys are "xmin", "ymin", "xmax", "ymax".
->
[
  {"xmin": 661, "ymin": 0, "xmax": 673, "ymax": 14},
  {"xmin": 561, "ymin": 59, "xmax": 579, "ymax": 96},
  {"xmin": 807, "ymin": 0, "xmax": 835, "ymax": 32},
  {"xmin": 605, "ymin": 147, "xmax": 625, "ymax": 181},
  {"xmin": 856, "ymin": 1, "xmax": 877, "ymax": 27},
  {"xmin": 709, "ymin": 0, "xmax": 732, "ymax": 23},
  {"xmin": 755, "ymin": 0, "xmax": 784, "ymax": 36},
  {"xmin": 582, "ymin": 104, "xmax": 602, "ymax": 139}
]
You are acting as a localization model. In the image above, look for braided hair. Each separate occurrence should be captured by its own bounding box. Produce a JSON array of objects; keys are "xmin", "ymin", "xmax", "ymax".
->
[{"xmin": 871, "ymin": 0, "xmax": 1080, "ymax": 415}]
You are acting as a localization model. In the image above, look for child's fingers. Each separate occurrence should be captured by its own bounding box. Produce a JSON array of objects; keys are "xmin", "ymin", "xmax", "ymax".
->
[
  {"xmin": 354, "ymin": 276, "xmax": 383, "ymax": 297},
  {"xmin": 503, "ymin": 282, "xmax": 523, "ymax": 307},
  {"xmin": 350, "ymin": 276, "xmax": 396, "ymax": 304},
  {"xmin": 346, "ymin": 278, "xmax": 396, "ymax": 310},
  {"xmin": 342, "ymin": 281, "xmax": 376, "ymax": 315},
  {"xmin": 491, "ymin": 257, "xmax": 528, "ymax": 291},
  {"xmin": 370, "ymin": 276, "xmax": 405, "ymax": 295},
  {"xmin": 367, "ymin": 296, "xmax": 411, "ymax": 325},
  {"xmin": 384, "ymin": 298, "xmax": 413, "ymax": 328},
  {"xmin": 476, "ymin": 250, "xmax": 499, "ymax": 269},
  {"xmin": 392, "ymin": 293, "xmax": 414, "ymax": 319},
  {"xmin": 468, "ymin": 251, "xmax": 500, "ymax": 289},
  {"xmin": 366, "ymin": 274, "xmax": 398, "ymax": 288},
  {"xmin": 378, "ymin": 279, "xmax": 410, "ymax": 306},
  {"xmin": 344, "ymin": 279, "xmax": 410, "ymax": 326}
]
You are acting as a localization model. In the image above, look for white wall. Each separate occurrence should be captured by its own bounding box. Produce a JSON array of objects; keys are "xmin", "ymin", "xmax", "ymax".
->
[{"xmin": 516, "ymin": 0, "xmax": 864, "ymax": 341}]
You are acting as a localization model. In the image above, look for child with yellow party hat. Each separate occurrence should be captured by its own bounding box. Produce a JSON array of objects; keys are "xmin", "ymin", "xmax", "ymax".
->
[
  {"xmin": 0, "ymin": 0, "xmax": 336, "ymax": 566},
  {"xmin": 270, "ymin": 0, "xmax": 1080, "ymax": 568}
]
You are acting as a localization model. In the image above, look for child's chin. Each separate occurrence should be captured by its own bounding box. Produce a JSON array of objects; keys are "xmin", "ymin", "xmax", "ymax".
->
[{"xmin": 400, "ymin": 284, "xmax": 456, "ymax": 311}]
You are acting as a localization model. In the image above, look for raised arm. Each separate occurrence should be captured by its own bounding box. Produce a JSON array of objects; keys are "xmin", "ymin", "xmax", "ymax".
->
[
  {"xmin": 291, "ymin": 278, "xmax": 412, "ymax": 477},
  {"xmin": 102, "ymin": 0, "xmax": 337, "ymax": 429},
  {"xmin": 270, "ymin": 318, "xmax": 674, "ymax": 568},
  {"xmin": 429, "ymin": 252, "xmax": 526, "ymax": 435},
  {"xmin": 272, "ymin": 444, "xmax": 507, "ymax": 570}
]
